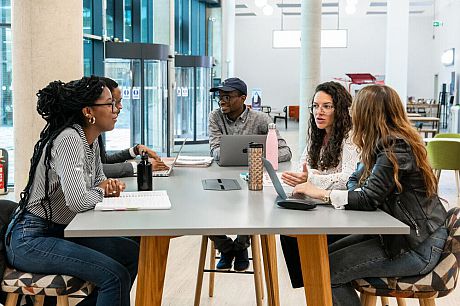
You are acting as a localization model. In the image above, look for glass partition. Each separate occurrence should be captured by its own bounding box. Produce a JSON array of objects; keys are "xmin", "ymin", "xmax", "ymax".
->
[
  {"xmin": 174, "ymin": 55, "xmax": 213, "ymax": 143},
  {"xmin": 144, "ymin": 60, "xmax": 168, "ymax": 153}
]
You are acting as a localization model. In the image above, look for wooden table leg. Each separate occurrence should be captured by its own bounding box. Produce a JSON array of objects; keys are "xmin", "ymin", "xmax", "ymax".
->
[
  {"xmin": 135, "ymin": 236, "xmax": 171, "ymax": 306},
  {"xmin": 296, "ymin": 234, "xmax": 332, "ymax": 306},
  {"xmin": 260, "ymin": 234, "xmax": 280, "ymax": 306}
]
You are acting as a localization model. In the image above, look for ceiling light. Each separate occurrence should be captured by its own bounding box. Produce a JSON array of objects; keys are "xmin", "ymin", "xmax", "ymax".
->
[
  {"xmin": 345, "ymin": 5, "xmax": 356, "ymax": 14},
  {"xmin": 263, "ymin": 5, "xmax": 274, "ymax": 16},
  {"xmin": 255, "ymin": 0, "xmax": 267, "ymax": 8}
]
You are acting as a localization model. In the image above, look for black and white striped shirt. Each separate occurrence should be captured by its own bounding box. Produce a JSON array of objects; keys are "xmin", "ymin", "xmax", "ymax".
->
[{"xmin": 26, "ymin": 124, "xmax": 106, "ymax": 224}]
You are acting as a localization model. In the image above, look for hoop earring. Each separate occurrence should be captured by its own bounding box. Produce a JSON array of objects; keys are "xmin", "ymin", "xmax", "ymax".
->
[{"xmin": 88, "ymin": 116, "xmax": 96, "ymax": 125}]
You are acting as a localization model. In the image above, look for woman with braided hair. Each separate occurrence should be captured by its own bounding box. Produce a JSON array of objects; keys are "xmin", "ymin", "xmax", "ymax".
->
[{"xmin": 4, "ymin": 76, "xmax": 139, "ymax": 306}]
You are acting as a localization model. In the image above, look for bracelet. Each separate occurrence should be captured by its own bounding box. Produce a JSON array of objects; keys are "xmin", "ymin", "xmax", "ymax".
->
[{"xmin": 322, "ymin": 190, "xmax": 332, "ymax": 204}]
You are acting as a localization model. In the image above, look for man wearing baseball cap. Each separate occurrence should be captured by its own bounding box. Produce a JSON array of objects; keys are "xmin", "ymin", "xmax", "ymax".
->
[{"xmin": 207, "ymin": 77, "xmax": 292, "ymax": 271}]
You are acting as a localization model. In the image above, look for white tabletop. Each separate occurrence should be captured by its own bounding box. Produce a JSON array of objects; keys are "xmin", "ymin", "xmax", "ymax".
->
[{"xmin": 65, "ymin": 164, "xmax": 409, "ymax": 238}]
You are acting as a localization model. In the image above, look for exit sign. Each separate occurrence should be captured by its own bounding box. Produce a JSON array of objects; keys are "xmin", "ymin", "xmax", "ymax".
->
[{"xmin": 433, "ymin": 20, "xmax": 443, "ymax": 27}]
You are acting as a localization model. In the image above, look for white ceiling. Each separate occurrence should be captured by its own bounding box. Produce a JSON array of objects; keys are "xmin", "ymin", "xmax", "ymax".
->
[{"xmin": 235, "ymin": 0, "xmax": 435, "ymax": 17}]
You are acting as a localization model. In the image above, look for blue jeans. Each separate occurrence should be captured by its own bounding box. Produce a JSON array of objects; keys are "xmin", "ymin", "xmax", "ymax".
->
[
  {"xmin": 5, "ymin": 213, "xmax": 139, "ymax": 306},
  {"xmin": 329, "ymin": 226, "xmax": 448, "ymax": 306}
]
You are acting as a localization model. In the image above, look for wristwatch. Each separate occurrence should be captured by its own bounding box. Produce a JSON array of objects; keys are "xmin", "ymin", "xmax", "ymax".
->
[
  {"xmin": 133, "ymin": 144, "xmax": 140, "ymax": 155},
  {"xmin": 322, "ymin": 190, "xmax": 332, "ymax": 204}
]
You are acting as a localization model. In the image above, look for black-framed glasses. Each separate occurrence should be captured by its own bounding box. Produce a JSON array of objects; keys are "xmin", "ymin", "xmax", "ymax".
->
[
  {"xmin": 89, "ymin": 100, "xmax": 118, "ymax": 113},
  {"xmin": 214, "ymin": 94, "xmax": 241, "ymax": 103}
]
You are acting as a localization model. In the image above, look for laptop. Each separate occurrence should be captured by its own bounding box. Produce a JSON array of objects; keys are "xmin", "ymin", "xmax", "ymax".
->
[
  {"xmin": 218, "ymin": 135, "xmax": 267, "ymax": 166},
  {"xmin": 262, "ymin": 158, "xmax": 326, "ymax": 210},
  {"xmin": 152, "ymin": 139, "xmax": 187, "ymax": 177}
]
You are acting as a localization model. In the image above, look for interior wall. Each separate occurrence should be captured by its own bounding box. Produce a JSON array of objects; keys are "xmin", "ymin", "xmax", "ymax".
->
[
  {"xmin": 234, "ymin": 13, "xmax": 435, "ymax": 110},
  {"xmin": 433, "ymin": 0, "xmax": 460, "ymax": 104}
]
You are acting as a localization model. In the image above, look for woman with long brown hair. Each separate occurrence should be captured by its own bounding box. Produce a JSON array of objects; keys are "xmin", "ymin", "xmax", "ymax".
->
[{"xmin": 293, "ymin": 85, "xmax": 447, "ymax": 305}]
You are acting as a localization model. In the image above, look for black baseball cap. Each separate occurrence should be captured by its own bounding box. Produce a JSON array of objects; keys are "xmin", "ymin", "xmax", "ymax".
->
[{"xmin": 210, "ymin": 77, "xmax": 247, "ymax": 96}]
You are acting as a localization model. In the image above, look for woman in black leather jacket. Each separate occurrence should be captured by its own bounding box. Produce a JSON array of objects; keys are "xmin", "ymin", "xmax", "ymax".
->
[{"xmin": 293, "ymin": 84, "xmax": 448, "ymax": 306}]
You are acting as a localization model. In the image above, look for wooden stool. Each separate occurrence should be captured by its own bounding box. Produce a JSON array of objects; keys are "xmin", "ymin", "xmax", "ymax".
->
[
  {"xmin": 1, "ymin": 266, "xmax": 93, "ymax": 306},
  {"xmin": 194, "ymin": 235, "xmax": 264, "ymax": 306},
  {"xmin": 355, "ymin": 207, "xmax": 460, "ymax": 306}
]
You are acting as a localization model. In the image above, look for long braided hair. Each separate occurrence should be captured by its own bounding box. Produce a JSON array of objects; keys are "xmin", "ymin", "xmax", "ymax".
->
[
  {"xmin": 308, "ymin": 81, "xmax": 352, "ymax": 170},
  {"xmin": 16, "ymin": 76, "xmax": 106, "ymax": 222}
]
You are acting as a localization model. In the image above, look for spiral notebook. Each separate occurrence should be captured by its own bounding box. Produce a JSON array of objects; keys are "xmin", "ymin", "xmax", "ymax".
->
[{"xmin": 95, "ymin": 190, "xmax": 172, "ymax": 211}]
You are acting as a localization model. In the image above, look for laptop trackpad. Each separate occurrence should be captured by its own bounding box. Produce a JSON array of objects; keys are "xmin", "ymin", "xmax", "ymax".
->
[{"xmin": 276, "ymin": 197, "xmax": 317, "ymax": 211}]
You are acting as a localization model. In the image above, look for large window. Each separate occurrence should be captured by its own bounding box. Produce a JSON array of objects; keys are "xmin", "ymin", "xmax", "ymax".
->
[{"xmin": 0, "ymin": 0, "xmax": 12, "ymax": 185}]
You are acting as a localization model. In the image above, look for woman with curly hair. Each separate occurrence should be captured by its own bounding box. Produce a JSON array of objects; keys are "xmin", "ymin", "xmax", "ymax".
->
[
  {"xmin": 4, "ymin": 76, "xmax": 139, "ymax": 306},
  {"xmin": 282, "ymin": 81, "xmax": 358, "ymax": 189},
  {"xmin": 293, "ymin": 85, "xmax": 447, "ymax": 305},
  {"xmin": 280, "ymin": 81, "xmax": 360, "ymax": 288}
]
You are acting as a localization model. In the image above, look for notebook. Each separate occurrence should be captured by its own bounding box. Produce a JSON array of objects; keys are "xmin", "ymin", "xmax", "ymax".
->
[
  {"xmin": 152, "ymin": 139, "xmax": 187, "ymax": 177},
  {"xmin": 218, "ymin": 135, "xmax": 267, "ymax": 166},
  {"xmin": 262, "ymin": 158, "xmax": 326, "ymax": 210},
  {"xmin": 95, "ymin": 190, "xmax": 172, "ymax": 211}
]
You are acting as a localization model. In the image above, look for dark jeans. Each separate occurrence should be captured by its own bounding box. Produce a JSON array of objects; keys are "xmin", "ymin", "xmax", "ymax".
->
[
  {"xmin": 280, "ymin": 235, "xmax": 346, "ymax": 288},
  {"xmin": 329, "ymin": 226, "xmax": 447, "ymax": 306},
  {"xmin": 209, "ymin": 235, "xmax": 250, "ymax": 254},
  {"xmin": 5, "ymin": 213, "xmax": 139, "ymax": 306}
]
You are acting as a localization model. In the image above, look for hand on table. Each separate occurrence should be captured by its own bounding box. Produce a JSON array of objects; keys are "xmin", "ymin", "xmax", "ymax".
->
[{"xmin": 99, "ymin": 178, "xmax": 126, "ymax": 197}]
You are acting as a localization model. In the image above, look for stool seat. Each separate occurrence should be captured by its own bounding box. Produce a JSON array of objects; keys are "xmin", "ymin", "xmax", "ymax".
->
[
  {"xmin": 354, "ymin": 207, "xmax": 460, "ymax": 306},
  {"xmin": 1, "ymin": 266, "xmax": 93, "ymax": 297}
]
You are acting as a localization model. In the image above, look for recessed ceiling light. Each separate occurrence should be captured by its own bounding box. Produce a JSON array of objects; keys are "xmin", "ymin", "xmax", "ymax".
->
[
  {"xmin": 255, "ymin": 0, "xmax": 268, "ymax": 8},
  {"xmin": 345, "ymin": 5, "xmax": 357, "ymax": 14},
  {"xmin": 263, "ymin": 4, "xmax": 274, "ymax": 16}
]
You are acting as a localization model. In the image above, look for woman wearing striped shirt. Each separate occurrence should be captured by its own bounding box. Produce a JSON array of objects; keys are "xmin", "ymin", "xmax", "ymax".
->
[{"xmin": 5, "ymin": 76, "xmax": 139, "ymax": 306}]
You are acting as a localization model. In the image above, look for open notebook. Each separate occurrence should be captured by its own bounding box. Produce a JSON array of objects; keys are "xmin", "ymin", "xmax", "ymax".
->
[{"xmin": 95, "ymin": 191, "xmax": 172, "ymax": 211}]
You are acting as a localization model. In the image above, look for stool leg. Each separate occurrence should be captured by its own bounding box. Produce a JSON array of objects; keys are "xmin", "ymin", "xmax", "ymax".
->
[
  {"xmin": 419, "ymin": 299, "xmax": 426, "ymax": 306},
  {"xmin": 56, "ymin": 296, "xmax": 69, "ymax": 306},
  {"xmin": 365, "ymin": 295, "xmax": 377, "ymax": 306},
  {"xmin": 360, "ymin": 292, "xmax": 367, "ymax": 305},
  {"xmin": 396, "ymin": 297, "xmax": 407, "ymax": 306},
  {"xmin": 251, "ymin": 235, "xmax": 263, "ymax": 306},
  {"xmin": 421, "ymin": 299, "xmax": 436, "ymax": 306},
  {"xmin": 194, "ymin": 236, "xmax": 208, "ymax": 306},
  {"xmin": 455, "ymin": 170, "xmax": 460, "ymax": 198},
  {"xmin": 208, "ymin": 241, "xmax": 216, "ymax": 297},
  {"xmin": 33, "ymin": 295, "xmax": 45, "ymax": 306},
  {"xmin": 5, "ymin": 293, "xmax": 19, "ymax": 306},
  {"xmin": 380, "ymin": 296, "xmax": 390, "ymax": 306}
]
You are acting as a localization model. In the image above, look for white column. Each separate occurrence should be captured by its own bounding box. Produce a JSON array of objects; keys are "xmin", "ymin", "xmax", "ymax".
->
[
  {"xmin": 12, "ymin": 0, "xmax": 83, "ymax": 197},
  {"xmin": 299, "ymin": 0, "xmax": 322, "ymax": 152},
  {"xmin": 221, "ymin": 0, "xmax": 235, "ymax": 79},
  {"xmin": 385, "ymin": 0, "xmax": 409, "ymax": 105},
  {"xmin": 153, "ymin": 0, "xmax": 171, "ymax": 45}
]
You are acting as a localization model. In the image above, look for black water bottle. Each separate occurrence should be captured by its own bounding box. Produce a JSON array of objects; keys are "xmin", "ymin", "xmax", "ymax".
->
[{"xmin": 137, "ymin": 151, "xmax": 152, "ymax": 191}]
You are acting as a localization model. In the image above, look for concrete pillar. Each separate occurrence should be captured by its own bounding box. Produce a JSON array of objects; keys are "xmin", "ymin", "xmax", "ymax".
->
[
  {"xmin": 299, "ymin": 0, "xmax": 322, "ymax": 152},
  {"xmin": 168, "ymin": 0, "xmax": 176, "ymax": 155},
  {"xmin": 12, "ymin": 1, "xmax": 83, "ymax": 197},
  {"xmin": 221, "ymin": 0, "xmax": 235, "ymax": 79},
  {"xmin": 385, "ymin": 0, "xmax": 409, "ymax": 105}
]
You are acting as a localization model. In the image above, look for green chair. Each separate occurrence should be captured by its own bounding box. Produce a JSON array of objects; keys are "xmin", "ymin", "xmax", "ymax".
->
[
  {"xmin": 426, "ymin": 140, "xmax": 460, "ymax": 197},
  {"xmin": 434, "ymin": 133, "xmax": 460, "ymax": 138}
]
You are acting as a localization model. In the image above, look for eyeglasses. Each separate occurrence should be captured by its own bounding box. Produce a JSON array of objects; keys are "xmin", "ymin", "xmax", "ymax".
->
[
  {"xmin": 310, "ymin": 103, "xmax": 334, "ymax": 114},
  {"xmin": 89, "ymin": 100, "xmax": 118, "ymax": 113},
  {"xmin": 215, "ymin": 94, "xmax": 241, "ymax": 103}
]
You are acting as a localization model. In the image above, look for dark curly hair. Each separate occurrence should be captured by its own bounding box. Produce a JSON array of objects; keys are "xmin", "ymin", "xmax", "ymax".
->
[
  {"xmin": 308, "ymin": 81, "xmax": 352, "ymax": 170},
  {"xmin": 16, "ymin": 76, "xmax": 106, "ymax": 223}
]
